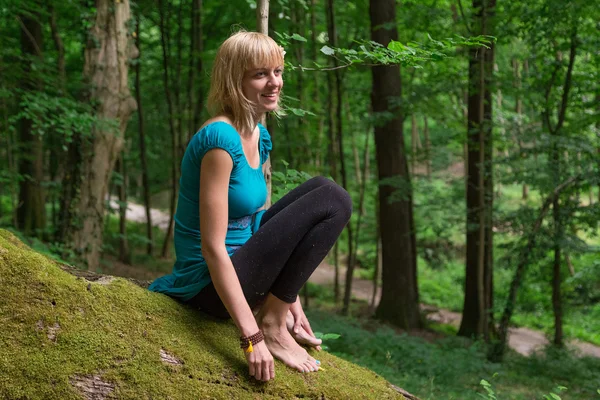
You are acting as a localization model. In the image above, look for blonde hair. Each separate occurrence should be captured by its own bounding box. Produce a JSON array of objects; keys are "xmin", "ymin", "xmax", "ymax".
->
[{"xmin": 207, "ymin": 31, "xmax": 284, "ymax": 135}]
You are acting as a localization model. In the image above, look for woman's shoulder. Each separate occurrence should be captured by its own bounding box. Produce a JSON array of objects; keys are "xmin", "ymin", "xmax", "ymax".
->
[
  {"xmin": 257, "ymin": 123, "xmax": 272, "ymax": 163},
  {"xmin": 190, "ymin": 118, "xmax": 243, "ymax": 162}
]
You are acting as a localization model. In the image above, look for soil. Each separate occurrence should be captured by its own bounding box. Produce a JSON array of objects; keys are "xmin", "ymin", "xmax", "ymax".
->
[{"xmin": 116, "ymin": 198, "xmax": 600, "ymax": 358}]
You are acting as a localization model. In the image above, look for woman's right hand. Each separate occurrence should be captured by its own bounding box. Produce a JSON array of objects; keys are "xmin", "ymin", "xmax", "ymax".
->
[{"xmin": 245, "ymin": 340, "xmax": 275, "ymax": 381}]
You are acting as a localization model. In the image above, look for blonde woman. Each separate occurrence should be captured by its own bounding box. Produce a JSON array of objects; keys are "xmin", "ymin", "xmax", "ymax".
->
[{"xmin": 149, "ymin": 31, "xmax": 351, "ymax": 382}]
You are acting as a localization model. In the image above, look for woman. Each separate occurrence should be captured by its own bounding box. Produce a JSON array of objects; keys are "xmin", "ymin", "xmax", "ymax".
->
[{"xmin": 149, "ymin": 31, "xmax": 351, "ymax": 382}]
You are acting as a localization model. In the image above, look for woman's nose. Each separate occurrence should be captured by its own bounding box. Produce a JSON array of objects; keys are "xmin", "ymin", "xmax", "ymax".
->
[{"xmin": 266, "ymin": 72, "xmax": 279, "ymax": 86}]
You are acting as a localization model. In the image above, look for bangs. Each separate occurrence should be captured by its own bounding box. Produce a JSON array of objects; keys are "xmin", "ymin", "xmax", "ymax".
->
[{"xmin": 238, "ymin": 34, "xmax": 284, "ymax": 70}]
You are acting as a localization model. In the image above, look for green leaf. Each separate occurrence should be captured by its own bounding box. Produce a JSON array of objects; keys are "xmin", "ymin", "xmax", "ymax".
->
[
  {"xmin": 387, "ymin": 40, "xmax": 406, "ymax": 53},
  {"xmin": 290, "ymin": 33, "xmax": 307, "ymax": 42},
  {"xmin": 320, "ymin": 45, "xmax": 335, "ymax": 56},
  {"xmin": 548, "ymin": 394, "xmax": 561, "ymax": 400},
  {"xmin": 322, "ymin": 333, "xmax": 341, "ymax": 340}
]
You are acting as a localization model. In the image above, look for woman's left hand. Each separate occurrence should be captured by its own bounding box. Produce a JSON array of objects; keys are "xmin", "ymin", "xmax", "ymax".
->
[{"xmin": 288, "ymin": 297, "xmax": 322, "ymax": 351}]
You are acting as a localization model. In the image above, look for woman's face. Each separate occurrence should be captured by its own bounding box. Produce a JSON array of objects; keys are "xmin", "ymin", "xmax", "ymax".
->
[{"xmin": 242, "ymin": 66, "xmax": 284, "ymax": 114}]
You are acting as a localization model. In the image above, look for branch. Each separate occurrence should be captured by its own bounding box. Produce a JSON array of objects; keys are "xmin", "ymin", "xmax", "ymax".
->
[
  {"xmin": 555, "ymin": 29, "xmax": 578, "ymax": 133},
  {"xmin": 15, "ymin": 15, "xmax": 44, "ymax": 59},
  {"xmin": 456, "ymin": 0, "xmax": 472, "ymax": 35},
  {"xmin": 490, "ymin": 173, "xmax": 583, "ymax": 361},
  {"xmin": 543, "ymin": 62, "xmax": 561, "ymax": 135}
]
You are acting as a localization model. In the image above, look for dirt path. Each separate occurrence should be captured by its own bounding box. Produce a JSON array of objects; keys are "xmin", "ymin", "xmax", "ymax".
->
[{"xmin": 117, "ymin": 199, "xmax": 600, "ymax": 358}]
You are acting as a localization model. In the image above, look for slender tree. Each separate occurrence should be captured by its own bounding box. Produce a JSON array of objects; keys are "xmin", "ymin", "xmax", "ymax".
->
[
  {"xmin": 370, "ymin": 0, "xmax": 421, "ymax": 329},
  {"xmin": 134, "ymin": 12, "xmax": 153, "ymax": 256},
  {"xmin": 544, "ymin": 30, "xmax": 578, "ymax": 347},
  {"xmin": 158, "ymin": 0, "xmax": 179, "ymax": 258},
  {"xmin": 16, "ymin": 7, "xmax": 46, "ymax": 237},
  {"xmin": 257, "ymin": 0, "xmax": 272, "ymax": 208},
  {"xmin": 458, "ymin": 0, "xmax": 496, "ymax": 340},
  {"xmin": 117, "ymin": 154, "xmax": 131, "ymax": 264}
]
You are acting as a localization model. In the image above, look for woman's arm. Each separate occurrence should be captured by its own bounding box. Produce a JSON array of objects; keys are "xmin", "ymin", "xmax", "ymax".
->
[{"xmin": 199, "ymin": 149, "xmax": 274, "ymax": 381}]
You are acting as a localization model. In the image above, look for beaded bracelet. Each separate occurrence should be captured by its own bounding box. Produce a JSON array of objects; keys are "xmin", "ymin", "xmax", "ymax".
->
[{"xmin": 240, "ymin": 330, "xmax": 264, "ymax": 353}]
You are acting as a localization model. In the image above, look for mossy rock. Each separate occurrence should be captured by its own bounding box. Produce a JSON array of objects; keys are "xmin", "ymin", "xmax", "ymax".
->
[{"xmin": 0, "ymin": 229, "xmax": 405, "ymax": 400}]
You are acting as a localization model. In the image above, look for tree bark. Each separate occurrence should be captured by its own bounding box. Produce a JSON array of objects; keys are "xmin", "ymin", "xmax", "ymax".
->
[
  {"xmin": 257, "ymin": 0, "xmax": 272, "ymax": 208},
  {"xmin": 117, "ymin": 155, "xmax": 131, "ymax": 265},
  {"xmin": 311, "ymin": 0, "xmax": 324, "ymax": 170},
  {"xmin": 512, "ymin": 59, "xmax": 528, "ymax": 200},
  {"xmin": 547, "ymin": 32, "xmax": 577, "ymax": 348},
  {"xmin": 188, "ymin": 0, "xmax": 204, "ymax": 139},
  {"xmin": 16, "ymin": 8, "xmax": 46, "ymax": 237},
  {"xmin": 370, "ymin": 0, "xmax": 421, "ymax": 329},
  {"xmin": 423, "ymin": 116, "xmax": 431, "ymax": 179},
  {"xmin": 325, "ymin": 0, "xmax": 354, "ymax": 317},
  {"xmin": 158, "ymin": 0, "xmax": 179, "ymax": 258},
  {"xmin": 135, "ymin": 13, "xmax": 153, "ymax": 256},
  {"xmin": 458, "ymin": 0, "xmax": 495, "ymax": 340},
  {"xmin": 64, "ymin": 0, "xmax": 137, "ymax": 270},
  {"xmin": 323, "ymin": 1, "xmax": 340, "ymax": 304},
  {"xmin": 48, "ymin": 4, "xmax": 67, "ymax": 231}
]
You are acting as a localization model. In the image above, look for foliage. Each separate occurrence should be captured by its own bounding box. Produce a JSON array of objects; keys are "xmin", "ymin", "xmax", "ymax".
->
[
  {"xmin": 271, "ymin": 160, "xmax": 313, "ymax": 202},
  {"xmin": 307, "ymin": 308, "xmax": 600, "ymax": 400}
]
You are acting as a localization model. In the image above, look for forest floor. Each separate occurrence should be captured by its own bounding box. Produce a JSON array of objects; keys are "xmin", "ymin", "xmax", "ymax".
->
[{"xmin": 112, "ymin": 198, "xmax": 600, "ymax": 359}]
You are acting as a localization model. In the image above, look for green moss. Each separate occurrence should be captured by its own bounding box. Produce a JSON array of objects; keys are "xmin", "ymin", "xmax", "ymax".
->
[{"xmin": 0, "ymin": 229, "xmax": 404, "ymax": 400}]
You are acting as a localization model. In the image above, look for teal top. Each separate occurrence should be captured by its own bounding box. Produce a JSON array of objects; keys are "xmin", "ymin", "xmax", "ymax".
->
[{"xmin": 148, "ymin": 121, "xmax": 272, "ymax": 301}]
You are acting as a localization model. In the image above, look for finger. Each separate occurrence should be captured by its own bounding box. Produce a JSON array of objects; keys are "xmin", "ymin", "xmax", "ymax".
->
[
  {"xmin": 270, "ymin": 361, "xmax": 275, "ymax": 380},
  {"xmin": 262, "ymin": 362, "xmax": 271, "ymax": 381},
  {"xmin": 248, "ymin": 357, "xmax": 256, "ymax": 377},
  {"xmin": 254, "ymin": 362, "xmax": 262, "ymax": 381},
  {"xmin": 304, "ymin": 320, "xmax": 316, "ymax": 337},
  {"xmin": 294, "ymin": 318, "xmax": 302, "ymax": 334}
]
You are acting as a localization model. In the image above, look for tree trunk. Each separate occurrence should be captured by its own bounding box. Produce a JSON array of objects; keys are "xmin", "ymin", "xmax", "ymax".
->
[
  {"xmin": 459, "ymin": 0, "xmax": 495, "ymax": 340},
  {"xmin": 64, "ymin": 0, "xmax": 137, "ymax": 270},
  {"xmin": 324, "ymin": 1, "xmax": 340, "ymax": 304},
  {"xmin": 547, "ymin": 32, "xmax": 577, "ymax": 348},
  {"xmin": 552, "ymin": 195, "xmax": 563, "ymax": 347},
  {"xmin": 257, "ymin": 0, "xmax": 272, "ymax": 208},
  {"xmin": 370, "ymin": 0, "xmax": 421, "ymax": 329},
  {"xmin": 48, "ymin": 5, "xmax": 67, "ymax": 232},
  {"xmin": 512, "ymin": 59, "xmax": 529, "ymax": 200},
  {"xmin": 489, "ymin": 175, "xmax": 581, "ymax": 362},
  {"xmin": 325, "ymin": 0, "xmax": 354, "ymax": 316},
  {"xmin": 117, "ymin": 155, "xmax": 131, "ymax": 265},
  {"xmin": 411, "ymin": 114, "xmax": 418, "ymax": 176},
  {"xmin": 16, "ymin": 8, "xmax": 46, "ymax": 237},
  {"xmin": 311, "ymin": 0, "xmax": 324, "ymax": 170},
  {"xmin": 188, "ymin": 0, "xmax": 204, "ymax": 139},
  {"xmin": 159, "ymin": 0, "xmax": 179, "ymax": 258},
  {"xmin": 423, "ymin": 116, "xmax": 431, "ymax": 179},
  {"xmin": 135, "ymin": 13, "xmax": 153, "ymax": 256}
]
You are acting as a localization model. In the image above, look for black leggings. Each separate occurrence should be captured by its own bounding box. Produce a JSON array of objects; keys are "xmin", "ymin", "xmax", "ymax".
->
[{"xmin": 188, "ymin": 176, "xmax": 352, "ymax": 318}]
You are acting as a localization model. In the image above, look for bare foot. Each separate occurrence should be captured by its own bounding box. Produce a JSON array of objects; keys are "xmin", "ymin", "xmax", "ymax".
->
[
  {"xmin": 286, "ymin": 311, "xmax": 322, "ymax": 350},
  {"xmin": 260, "ymin": 316, "xmax": 320, "ymax": 373}
]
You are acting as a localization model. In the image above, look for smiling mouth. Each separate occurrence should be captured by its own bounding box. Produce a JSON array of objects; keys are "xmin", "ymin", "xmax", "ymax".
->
[{"xmin": 261, "ymin": 93, "xmax": 278, "ymax": 98}]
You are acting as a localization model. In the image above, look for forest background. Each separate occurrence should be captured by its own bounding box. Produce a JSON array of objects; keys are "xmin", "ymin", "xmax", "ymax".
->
[{"xmin": 1, "ymin": 0, "xmax": 599, "ymax": 398}]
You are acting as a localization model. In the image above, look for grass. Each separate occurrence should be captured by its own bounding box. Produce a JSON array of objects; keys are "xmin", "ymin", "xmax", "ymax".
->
[{"xmin": 305, "ymin": 307, "xmax": 600, "ymax": 400}]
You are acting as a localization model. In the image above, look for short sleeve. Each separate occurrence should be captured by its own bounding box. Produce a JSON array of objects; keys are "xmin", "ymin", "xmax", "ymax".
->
[
  {"xmin": 258, "ymin": 123, "xmax": 273, "ymax": 164},
  {"xmin": 195, "ymin": 122, "xmax": 244, "ymax": 167}
]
